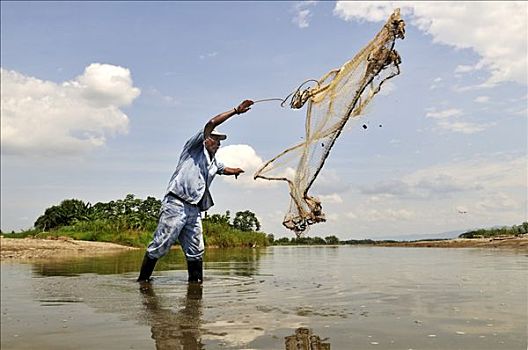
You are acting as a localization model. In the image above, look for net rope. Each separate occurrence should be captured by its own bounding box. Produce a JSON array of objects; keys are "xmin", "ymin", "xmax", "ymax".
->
[{"xmin": 253, "ymin": 10, "xmax": 406, "ymax": 236}]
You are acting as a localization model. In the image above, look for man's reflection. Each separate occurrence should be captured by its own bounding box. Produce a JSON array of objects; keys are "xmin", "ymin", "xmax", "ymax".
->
[
  {"xmin": 285, "ymin": 327, "xmax": 331, "ymax": 350},
  {"xmin": 140, "ymin": 283, "xmax": 204, "ymax": 350}
]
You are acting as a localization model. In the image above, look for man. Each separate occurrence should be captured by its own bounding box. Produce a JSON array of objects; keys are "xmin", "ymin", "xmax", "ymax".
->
[{"xmin": 137, "ymin": 99, "xmax": 254, "ymax": 283}]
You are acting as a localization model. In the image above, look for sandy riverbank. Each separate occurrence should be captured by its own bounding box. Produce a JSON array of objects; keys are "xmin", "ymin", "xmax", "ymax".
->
[
  {"xmin": 377, "ymin": 235, "xmax": 528, "ymax": 249},
  {"xmin": 0, "ymin": 236, "xmax": 138, "ymax": 261}
]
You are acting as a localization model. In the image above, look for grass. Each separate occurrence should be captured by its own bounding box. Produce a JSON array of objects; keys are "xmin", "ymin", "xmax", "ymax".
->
[
  {"xmin": 203, "ymin": 221, "xmax": 269, "ymax": 248},
  {"xmin": 3, "ymin": 219, "xmax": 270, "ymax": 248}
]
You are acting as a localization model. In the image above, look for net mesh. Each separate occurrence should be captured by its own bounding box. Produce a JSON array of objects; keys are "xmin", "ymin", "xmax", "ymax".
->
[{"xmin": 254, "ymin": 10, "xmax": 406, "ymax": 236}]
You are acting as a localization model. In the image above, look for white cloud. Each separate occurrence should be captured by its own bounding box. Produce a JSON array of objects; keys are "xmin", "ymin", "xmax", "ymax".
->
[
  {"xmin": 430, "ymin": 77, "xmax": 443, "ymax": 90},
  {"xmin": 348, "ymin": 208, "xmax": 415, "ymax": 222},
  {"xmin": 312, "ymin": 168, "xmax": 350, "ymax": 195},
  {"xmin": 334, "ymin": 2, "xmax": 395, "ymax": 22},
  {"xmin": 334, "ymin": 2, "xmax": 528, "ymax": 85},
  {"xmin": 346, "ymin": 212, "xmax": 357, "ymax": 219},
  {"xmin": 361, "ymin": 155, "xmax": 526, "ymax": 200},
  {"xmin": 425, "ymin": 107, "xmax": 493, "ymax": 134},
  {"xmin": 513, "ymin": 107, "xmax": 528, "ymax": 117},
  {"xmin": 476, "ymin": 192, "xmax": 519, "ymax": 213},
  {"xmin": 293, "ymin": 9, "xmax": 311, "ymax": 28},
  {"xmin": 361, "ymin": 179, "xmax": 410, "ymax": 197},
  {"xmin": 1, "ymin": 64, "xmax": 140, "ymax": 156},
  {"xmin": 347, "ymin": 154, "xmax": 526, "ymax": 235},
  {"xmin": 474, "ymin": 96, "xmax": 490, "ymax": 103},
  {"xmin": 317, "ymin": 193, "xmax": 343, "ymax": 204},
  {"xmin": 379, "ymin": 81, "xmax": 396, "ymax": 96},
  {"xmin": 146, "ymin": 87, "xmax": 180, "ymax": 106},
  {"xmin": 436, "ymin": 120, "xmax": 493, "ymax": 134},
  {"xmin": 326, "ymin": 213, "xmax": 340, "ymax": 221},
  {"xmin": 199, "ymin": 51, "xmax": 218, "ymax": 60},
  {"xmin": 292, "ymin": 1, "xmax": 317, "ymax": 28},
  {"xmin": 74, "ymin": 63, "xmax": 139, "ymax": 106},
  {"xmin": 455, "ymin": 65, "xmax": 476, "ymax": 74},
  {"xmin": 216, "ymin": 144, "xmax": 272, "ymax": 188},
  {"xmin": 426, "ymin": 108, "xmax": 463, "ymax": 119}
]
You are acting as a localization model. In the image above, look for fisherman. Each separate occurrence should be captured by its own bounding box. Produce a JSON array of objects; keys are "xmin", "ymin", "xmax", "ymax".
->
[{"xmin": 137, "ymin": 99, "xmax": 254, "ymax": 283}]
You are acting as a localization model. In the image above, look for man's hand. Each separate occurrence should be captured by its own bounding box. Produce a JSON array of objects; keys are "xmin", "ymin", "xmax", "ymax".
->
[
  {"xmin": 224, "ymin": 167, "xmax": 245, "ymax": 179},
  {"xmin": 235, "ymin": 100, "xmax": 254, "ymax": 115},
  {"xmin": 233, "ymin": 168, "xmax": 244, "ymax": 179}
]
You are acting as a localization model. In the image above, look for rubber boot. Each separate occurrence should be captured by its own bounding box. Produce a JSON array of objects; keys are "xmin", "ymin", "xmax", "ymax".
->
[
  {"xmin": 187, "ymin": 259, "xmax": 203, "ymax": 283},
  {"xmin": 137, "ymin": 252, "xmax": 158, "ymax": 282}
]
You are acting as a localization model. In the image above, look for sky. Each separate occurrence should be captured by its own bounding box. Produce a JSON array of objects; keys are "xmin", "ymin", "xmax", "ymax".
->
[{"xmin": 1, "ymin": 1, "xmax": 527, "ymax": 239}]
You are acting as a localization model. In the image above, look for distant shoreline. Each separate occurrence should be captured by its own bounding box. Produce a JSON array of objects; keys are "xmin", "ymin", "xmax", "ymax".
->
[
  {"xmin": 2, "ymin": 235, "xmax": 527, "ymax": 261},
  {"xmin": 373, "ymin": 235, "xmax": 528, "ymax": 249}
]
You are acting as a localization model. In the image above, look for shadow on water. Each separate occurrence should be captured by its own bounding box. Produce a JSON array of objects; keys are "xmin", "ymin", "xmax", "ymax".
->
[{"xmin": 285, "ymin": 328, "xmax": 331, "ymax": 350}]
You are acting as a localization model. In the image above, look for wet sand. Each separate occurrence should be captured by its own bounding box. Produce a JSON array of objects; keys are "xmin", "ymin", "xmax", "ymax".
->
[{"xmin": 0, "ymin": 236, "xmax": 138, "ymax": 261}]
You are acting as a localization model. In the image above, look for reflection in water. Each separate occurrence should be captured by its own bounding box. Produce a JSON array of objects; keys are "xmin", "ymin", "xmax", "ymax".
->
[
  {"xmin": 2, "ymin": 247, "xmax": 526, "ymax": 349},
  {"xmin": 140, "ymin": 282, "xmax": 204, "ymax": 350},
  {"xmin": 30, "ymin": 248, "xmax": 264, "ymax": 278},
  {"xmin": 285, "ymin": 328, "xmax": 331, "ymax": 350}
]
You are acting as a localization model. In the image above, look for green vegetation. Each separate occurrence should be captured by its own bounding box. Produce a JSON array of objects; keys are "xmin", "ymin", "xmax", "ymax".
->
[
  {"xmin": 203, "ymin": 221, "xmax": 267, "ymax": 248},
  {"xmin": 272, "ymin": 236, "xmax": 401, "ymax": 246},
  {"xmin": 9, "ymin": 198, "xmax": 526, "ymax": 248},
  {"xmin": 271, "ymin": 221, "xmax": 528, "ymax": 245},
  {"xmin": 459, "ymin": 222, "xmax": 528, "ymax": 239},
  {"xmin": 273, "ymin": 235, "xmax": 341, "ymax": 245},
  {"xmin": 34, "ymin": 195, "xmax": 160, "ymax": 232},
  {"xmin": 9, "ymin": 195, "xmax": 270, "ymax": 248}
]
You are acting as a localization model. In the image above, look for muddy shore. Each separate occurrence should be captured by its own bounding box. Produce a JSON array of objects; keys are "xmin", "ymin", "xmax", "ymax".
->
[{"xmin": 0, "ymin": 236, "xmax": 138, "ymax": 261}]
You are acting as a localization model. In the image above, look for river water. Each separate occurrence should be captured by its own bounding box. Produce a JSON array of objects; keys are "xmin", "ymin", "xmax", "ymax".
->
[{"xmin": 1, "ymin": 246, "xmax": 526, "ymax": 350}]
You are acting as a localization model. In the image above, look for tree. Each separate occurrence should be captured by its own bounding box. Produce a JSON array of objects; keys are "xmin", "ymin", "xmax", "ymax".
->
[
  {"xmin": 34, "ymin": 195, "xmax": 162, "ymax": 231},
  {"xmin": 312, "ymin": 236, "xmax": 326, "ymax": 245},
  {"xmin": 275, "ymin": 237, "xmax": 291, "ymax": 245},
  {"xmin": 34, "ymin": 199, "xmax": 90, "ymax": 231},
  {"xmin": 232, "ymin": 210, "xmax": 261, "ymax": 232},
  {"xmin": 205, "ymin": 210, "xmax": 231, "ymax": 226},
  {"xmin": 324, "ymin": 235, "xmax": 340, "ymax": 245}
]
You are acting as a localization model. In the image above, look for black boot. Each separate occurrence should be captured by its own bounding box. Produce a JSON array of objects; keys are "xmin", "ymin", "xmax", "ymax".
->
[
  {"xmin": 187, "ymin": 259, "xmax": 203, "ymax": 283},
  {"xmin": 137, "ymin": 252, "xmax": 158, "ymax": 282}
]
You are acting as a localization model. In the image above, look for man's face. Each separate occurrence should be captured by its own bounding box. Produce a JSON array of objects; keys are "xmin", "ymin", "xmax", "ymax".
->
[{"xmin": 204, "ymin": 136, "xmax": 222, "ymax": 155}]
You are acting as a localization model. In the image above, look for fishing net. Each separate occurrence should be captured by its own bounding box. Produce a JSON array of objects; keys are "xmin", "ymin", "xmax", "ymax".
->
[{"xmin": 254, "ymin": 9, "xmax": 406, "ymax": 236}]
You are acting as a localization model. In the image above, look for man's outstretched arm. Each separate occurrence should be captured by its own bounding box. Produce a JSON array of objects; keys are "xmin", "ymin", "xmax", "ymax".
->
[{"xmin": 204, "ymin": 100, "xmax": 254, "ymax": 138}]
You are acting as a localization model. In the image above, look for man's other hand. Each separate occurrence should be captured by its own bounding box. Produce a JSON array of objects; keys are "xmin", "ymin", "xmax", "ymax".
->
[
  {"xmin": 235, "ymin": 100, "xmax": 254, "ymax": 114},
  {"xmin": 225, "ymin": 167, "xmax": 245, "ymax": 179}
]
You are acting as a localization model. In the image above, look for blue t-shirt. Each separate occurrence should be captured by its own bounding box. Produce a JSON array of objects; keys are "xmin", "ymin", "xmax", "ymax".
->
[{"xmin": 165, "ymin": 130, "xmax": 225, "ymax": 211}]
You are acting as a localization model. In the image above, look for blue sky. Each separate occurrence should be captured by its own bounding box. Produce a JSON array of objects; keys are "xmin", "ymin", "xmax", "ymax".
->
[{"xmin": 1, "ymin": 1, "xmax": 527, "ymax": 239}]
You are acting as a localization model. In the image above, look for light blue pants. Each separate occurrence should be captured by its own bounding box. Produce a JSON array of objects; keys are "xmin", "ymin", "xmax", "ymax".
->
[{"xmin": 146, "ymin": 195, "xmax": 204, "ymax": 261}]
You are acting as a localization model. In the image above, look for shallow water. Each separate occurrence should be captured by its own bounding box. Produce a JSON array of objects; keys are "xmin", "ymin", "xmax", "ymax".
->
[{"xmin": 1, "ymin": 246, "xmax": 526, "ymax": 349}]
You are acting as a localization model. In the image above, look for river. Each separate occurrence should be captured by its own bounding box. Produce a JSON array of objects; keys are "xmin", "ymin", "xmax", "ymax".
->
[{"xmin": 1, "ymin": 246, "xmax": 526, "ymax": 349}]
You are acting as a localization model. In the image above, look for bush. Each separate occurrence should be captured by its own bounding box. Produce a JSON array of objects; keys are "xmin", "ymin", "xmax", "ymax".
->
[{"xmin": 459, "ymin": 222, "xmax": 528, "ymax": 238}]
